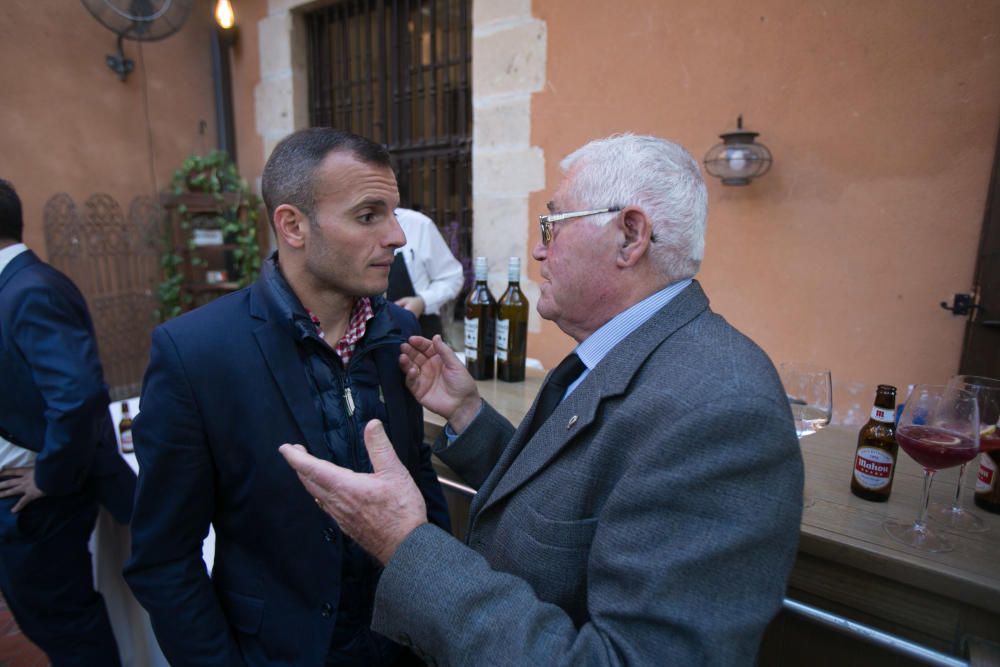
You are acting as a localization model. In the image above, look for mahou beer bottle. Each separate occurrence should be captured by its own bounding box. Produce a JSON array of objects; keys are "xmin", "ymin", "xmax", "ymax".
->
[
  {"xmin": 496, "ymin": 257, "xmax": 529, "ymax": 383},
  {"xmin": 974, "ymin": 424, "xmax": 1000, "ymax": 514},
  {"xmin": 119, "ymin": 401, "xmax": 134, "ymax": 454},
  {"xmin": 850, "ymin": 385, "xmax": 898, "ymax": 502},
  {"xmin": 464, "ymin": 256, "xmax": 496, "ymax": 380}
]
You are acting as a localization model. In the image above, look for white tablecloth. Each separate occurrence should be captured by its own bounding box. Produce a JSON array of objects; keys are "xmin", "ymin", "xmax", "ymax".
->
[{"xmin": 93, "ymin": 398, "xmax": 217, "ymax": 667}]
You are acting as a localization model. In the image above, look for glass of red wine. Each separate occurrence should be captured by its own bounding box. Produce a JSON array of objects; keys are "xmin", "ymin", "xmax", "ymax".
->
[
  {"xmin": 883, "ymin": 384, "xmax": 980, "ymax": 553},
  {"xmin": 929, "ymin": 375, "xmax": 1000, "ymax": 533}
]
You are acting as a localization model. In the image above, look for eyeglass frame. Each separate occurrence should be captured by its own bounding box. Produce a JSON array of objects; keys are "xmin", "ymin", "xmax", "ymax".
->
[{"xmin": 537, "ymin": 206, "xmax": 622, "ymax": 245}]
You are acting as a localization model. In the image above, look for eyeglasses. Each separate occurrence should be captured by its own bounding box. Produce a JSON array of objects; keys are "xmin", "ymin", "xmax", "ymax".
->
[{"xmin": 537, "ymin": 207, "xmax": 621, "ymax": 245}]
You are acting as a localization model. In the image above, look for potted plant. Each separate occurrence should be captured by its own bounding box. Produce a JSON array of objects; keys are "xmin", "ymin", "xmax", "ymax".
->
[{"xmin": 157, "ymin": 151, "xmax": 263, "ymax": 321}]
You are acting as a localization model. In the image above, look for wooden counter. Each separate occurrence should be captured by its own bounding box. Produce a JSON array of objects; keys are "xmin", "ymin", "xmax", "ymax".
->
[{"xmin": 425, "ymin": 370, "xmax": 1000, "ymax": 661}]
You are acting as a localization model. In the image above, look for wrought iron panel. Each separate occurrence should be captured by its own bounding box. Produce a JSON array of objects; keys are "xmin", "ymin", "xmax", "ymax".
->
[{"xmin": 43, "ymin": 193, "xmax": 160, "ymax": 400}]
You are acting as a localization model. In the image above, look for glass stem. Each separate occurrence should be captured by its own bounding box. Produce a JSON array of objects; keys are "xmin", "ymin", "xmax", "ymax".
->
[
  {"xmin": 951, "ymin": 462, "xmax": 967, "ymax": 511},
  {"xmin": 915, "ymin": 469, "xmax": 936, "ymax": 530}
]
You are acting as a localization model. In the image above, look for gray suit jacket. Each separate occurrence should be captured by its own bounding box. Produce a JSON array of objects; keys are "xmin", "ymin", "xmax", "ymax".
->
[{"xmin": 373, "ymin": 281, "xmax": 803, "ymax": 666}]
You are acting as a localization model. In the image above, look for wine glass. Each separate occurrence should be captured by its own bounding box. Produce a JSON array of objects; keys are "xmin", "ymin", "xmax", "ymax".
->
[
  {"xmin": 929, "ymin": 375, "xmax": 1000, "ymax": 532},
  {"xmin": 778, "ymin": 363, "xmax": 833, "ymax": 438},
  {"xmin": 883, "ymin": 384, "xmax": 980, "ymax": 553},
  {"xmin": 778, "ymin": 362, "xmax": 832, "ymax": 508}
]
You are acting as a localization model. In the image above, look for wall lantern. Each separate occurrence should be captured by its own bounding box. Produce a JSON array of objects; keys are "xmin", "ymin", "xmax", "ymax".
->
[
  {"xmin": 703, "ymin": 115, "xmax": 772, "ymax": 186},
  {"xmin": 215, "ymin": 0, "xmax": 237, "ymax": 38}
]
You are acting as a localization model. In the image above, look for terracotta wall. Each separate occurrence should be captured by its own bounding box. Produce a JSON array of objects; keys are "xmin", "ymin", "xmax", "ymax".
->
[
  {"xmin": 0, "ymin": 1, "xmax": 221, "ymax": 255},
  {"xmin": 529, "ymin": 0, "xmax": 1000, "ymax": 423}
]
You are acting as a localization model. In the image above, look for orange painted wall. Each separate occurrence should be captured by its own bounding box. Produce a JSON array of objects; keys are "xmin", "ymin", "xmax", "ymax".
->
[
  {"xmin": 529, "ymin": 0, "xmax": 1000, "ymax": 423},
  {"xmin": 0, "ymin": 1, "xmax": 221, "ymax": 256}
]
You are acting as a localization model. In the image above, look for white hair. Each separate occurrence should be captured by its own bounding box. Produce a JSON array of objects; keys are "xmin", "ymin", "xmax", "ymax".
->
[{"xmin": 560, "ymin": 133, "xmax": 708, "ymax": 281}]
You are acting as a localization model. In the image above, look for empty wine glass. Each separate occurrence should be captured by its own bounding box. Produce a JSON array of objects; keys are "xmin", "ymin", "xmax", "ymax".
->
[
  {"xmin": 929, "ymin": 375, "xmax": 1000, "ymax": 533},
  {"xmin": 778, "ymin": 362, "xmax": 832, "ymax": 508},
  {"xmin": 884, "ymin": 384, "xmax": 980, "ymax": 553},
  {"xmin": 778, "ymin": 363, "xmax": 833, "ymax": 437}
]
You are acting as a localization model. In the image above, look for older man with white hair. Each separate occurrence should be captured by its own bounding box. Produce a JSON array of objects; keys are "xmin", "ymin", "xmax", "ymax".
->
[{"xmin": 281, "ymin": 133, "xmax": 804, "ymax": 666}]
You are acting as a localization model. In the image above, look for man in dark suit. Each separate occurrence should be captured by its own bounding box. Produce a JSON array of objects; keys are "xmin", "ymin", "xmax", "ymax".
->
[
  {"xmin": 124, "ymin": 128, "xmax": 450, "ymax": 666},
  {"xmin": 0, "ymin": 178, "xmax": 135, "ymax": 666},
  {"xmin": 281, "ymin": 134, "xmax": 805, "ymax": 665}
]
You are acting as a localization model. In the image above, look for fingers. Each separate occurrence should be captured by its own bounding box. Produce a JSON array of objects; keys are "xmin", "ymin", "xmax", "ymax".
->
[
  {"xmin": 404, "ymin": 335, "xmax": 435, "ymax": 359},
  {"xmin": 0, "ymin": 479, "xmax": 26, "ymax": 496},
  {"xmin": 278, "ymin": 444, "xmax": 348, "ymax": 501},
  {"xmin": 432, "ymin": 335, "xmax": 464, "ymax": 370},
  {"xmin": 10, "ymin": 496, "xmax": 28, "ymax": 513},
  {"xmin": 362, "ymin": 420, "xmax": 404, "ymax": 476}
]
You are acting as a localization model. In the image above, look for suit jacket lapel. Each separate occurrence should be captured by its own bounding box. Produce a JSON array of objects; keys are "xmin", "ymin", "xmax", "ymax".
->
[
  {"xmin": 473, "ymin": 281, "xmax": 711, "ymax": 520},
  {"xmin": 249, "ymin": 279, "xmax": 329, "ymax": 461}
]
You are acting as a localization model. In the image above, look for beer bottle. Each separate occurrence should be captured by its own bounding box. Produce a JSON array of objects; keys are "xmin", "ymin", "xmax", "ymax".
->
[
  {"xmin": 464, "ymin": 256, "xmax": 496, "ymax": 380},
  {"xmin": 850, "ymin": 385, "xmax": 898, "ymax": 502},
  {"xmin": 973, "ymin": 424, "xmax": 1000, "ymax": 514},
  {"xmin": 496, "ymin": 257, "xmax": 529, "ymax": 383},
  {"xmin": 119, "ymin": 401, "xmax": 134, "ymax": 454}
]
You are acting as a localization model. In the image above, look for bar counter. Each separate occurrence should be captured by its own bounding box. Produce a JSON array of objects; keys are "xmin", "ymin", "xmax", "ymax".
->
[{"xmin": 425, "ymin": 370, "xmax": 1000, "ymax": 660}]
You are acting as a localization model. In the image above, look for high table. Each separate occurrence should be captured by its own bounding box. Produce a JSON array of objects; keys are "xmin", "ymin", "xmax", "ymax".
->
[{"xmin": 425, "ymin": 370, "xmax": 1000, "ymax": 663}]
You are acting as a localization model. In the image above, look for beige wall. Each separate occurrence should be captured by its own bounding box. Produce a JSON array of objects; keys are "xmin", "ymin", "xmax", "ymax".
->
[
  {"xmin": 0, "ymin": 1, "xmax": 225, "ymax": 255},
  {"xmin": 230, "ymin": 0, "xmax": 268, "ymax": 191},
  {"xmin": 528, "ymin": 0, "xmax": 1000, "ymax": 423}
]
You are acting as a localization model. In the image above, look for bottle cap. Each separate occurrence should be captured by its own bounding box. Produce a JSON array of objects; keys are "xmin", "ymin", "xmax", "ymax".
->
[
  {"xmin": 507, "ymin": 257, "xmax": 520, "ymax": 282},
  {"xmin": 475, "ymin": 256, "xmax": 488, "ymax": 281}
]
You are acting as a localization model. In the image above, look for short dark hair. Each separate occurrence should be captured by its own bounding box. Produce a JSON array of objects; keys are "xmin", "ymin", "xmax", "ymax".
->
[
  {"xmin": 261, "ymin": 128, "xmax": 392, "ymax": 223},
  {"xmin": 0, "ymin": 179, "xmax": 24, "ymax": 243}
]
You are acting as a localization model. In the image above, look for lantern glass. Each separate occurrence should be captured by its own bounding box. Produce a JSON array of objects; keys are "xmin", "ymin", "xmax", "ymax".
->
[{"xmin": 703, "ymin": 123, "xmax": 773, "ymax": 186}]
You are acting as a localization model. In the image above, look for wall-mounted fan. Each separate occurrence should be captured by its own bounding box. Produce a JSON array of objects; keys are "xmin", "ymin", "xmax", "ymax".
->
[{"xmin": 80, "ymin": 0, "xmax": 195, "ymax": 81}]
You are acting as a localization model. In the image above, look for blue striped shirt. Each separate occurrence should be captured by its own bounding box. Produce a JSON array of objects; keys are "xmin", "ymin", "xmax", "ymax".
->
[{"xmin": 565, "ymin": 278, "xmax": 691, "ymax": 397}]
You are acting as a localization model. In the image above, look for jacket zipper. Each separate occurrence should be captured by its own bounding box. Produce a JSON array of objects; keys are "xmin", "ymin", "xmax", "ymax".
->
[{"xmin": 339, "ymin": 338, "xmax": 400, "ymax": 471}]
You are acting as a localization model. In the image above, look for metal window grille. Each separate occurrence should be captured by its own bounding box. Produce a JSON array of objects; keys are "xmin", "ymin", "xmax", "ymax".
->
[{"xmin": 305, "ymin": 0, "xmax": 474, "ymax": 298}]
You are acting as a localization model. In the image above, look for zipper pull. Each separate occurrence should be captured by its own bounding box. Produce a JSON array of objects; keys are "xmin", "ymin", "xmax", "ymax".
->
[
  {"xmin": 378, "ymin": 385, "xmax": 385, "ymax": 404},
  {"xmin": 344, "ymin": 386, "xmax": 356, "ymax": 417}
]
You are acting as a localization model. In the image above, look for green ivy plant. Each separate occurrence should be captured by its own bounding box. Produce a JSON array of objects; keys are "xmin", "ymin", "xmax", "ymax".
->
[{"xmin": 157, "ymin": 150, "xmax": 262, "ymax": 321}]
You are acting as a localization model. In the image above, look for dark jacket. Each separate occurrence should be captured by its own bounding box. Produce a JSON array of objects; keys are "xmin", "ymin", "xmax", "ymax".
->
[
  {"xmin": 125, "ymin": 256, "xmax": 450, "ymax": 666},
  {"xmin": 0, "ymin": 249, "xmax": 135, "ymax": 523}
]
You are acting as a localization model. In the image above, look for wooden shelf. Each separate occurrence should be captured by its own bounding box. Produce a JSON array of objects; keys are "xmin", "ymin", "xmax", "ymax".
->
[{"xmin": 187, "ymin": 282, "xmax": 241, "ymax": 293}]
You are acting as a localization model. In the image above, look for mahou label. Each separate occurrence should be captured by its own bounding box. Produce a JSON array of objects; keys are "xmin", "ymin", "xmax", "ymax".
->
[
  {"xmin": 977, "ymin": 454, "xmax": 997, "ymax": 493},
  {"xmin": 870, "ymin": 406, "xmax": 895, "ymax": 423},
  {"xmin": 854, "ymin": 447, "xmax": 894, "ymax": 489}
]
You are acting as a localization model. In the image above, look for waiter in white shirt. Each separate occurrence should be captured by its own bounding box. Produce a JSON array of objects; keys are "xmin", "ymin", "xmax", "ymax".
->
[{"xmin": 388, "ymin": 207, "xmax": 465, "ymax": 339}]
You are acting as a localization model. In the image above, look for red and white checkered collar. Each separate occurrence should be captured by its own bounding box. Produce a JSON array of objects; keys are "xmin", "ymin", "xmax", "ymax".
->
[{"xmin": 308, "ymin": 296, "xmax": 374, "ymax": 364}]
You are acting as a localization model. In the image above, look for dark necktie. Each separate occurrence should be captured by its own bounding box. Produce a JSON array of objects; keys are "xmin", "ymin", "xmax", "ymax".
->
[{"xmin": 525, "ymin": 352, "xmax": 586, "ymax": 441}]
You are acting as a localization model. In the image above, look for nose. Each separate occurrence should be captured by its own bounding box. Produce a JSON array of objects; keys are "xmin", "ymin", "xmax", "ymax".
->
[
  {"xmin": 531, "ymin": 237, "xmax": 547, "ymax": 261},
  {"xmin": 384, "ymin": 211, "xmax": 406, "ymax": 249}
]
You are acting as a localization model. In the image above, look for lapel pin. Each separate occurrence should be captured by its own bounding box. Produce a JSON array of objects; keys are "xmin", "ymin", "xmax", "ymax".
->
[{"xmin": 567, "ymin": 415, "xmax": 578, "ymax": 429}]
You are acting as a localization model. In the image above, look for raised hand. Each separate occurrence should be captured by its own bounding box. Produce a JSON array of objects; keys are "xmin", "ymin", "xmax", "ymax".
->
[
  {"xmin": 399, "ymin": 335, "xmax": 481, "ymax": 432},
  {"xmin": 279, "ymin": 420, "xmax": 427, "ymax": 565}
]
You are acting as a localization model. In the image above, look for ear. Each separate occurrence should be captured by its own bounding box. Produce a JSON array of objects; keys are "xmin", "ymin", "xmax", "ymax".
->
[
  {"xmin": 273, "ymin": 204, "xmax": 308, "ymax": 249},
  {"xmin": 616, "ymin": 207, "xmax": 652, "ymax": 268}
]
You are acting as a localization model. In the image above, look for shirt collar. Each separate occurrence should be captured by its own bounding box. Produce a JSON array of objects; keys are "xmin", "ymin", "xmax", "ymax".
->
[
  {"xmin": 0, "ymin": 243, "xmax": 29, "ymax": 276},
  {"xmin": 263, "ymin": 254, "xmax": 376, "ymax": 362},
  {"xmin": 574, "ymin": 278, "xmax": 693, "ymax": 371}
]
